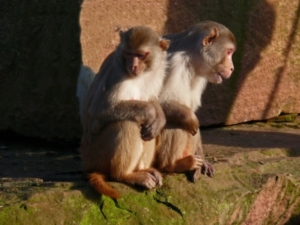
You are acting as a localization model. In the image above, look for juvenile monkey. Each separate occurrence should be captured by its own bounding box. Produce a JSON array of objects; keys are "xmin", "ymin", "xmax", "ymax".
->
[
  {"xmin": 155, "ymin": 21, "xmax": 236, "ymax": 181},
  {"xmin": 80, "ymin": 26, "xmax": 170, "ymax": 198}
]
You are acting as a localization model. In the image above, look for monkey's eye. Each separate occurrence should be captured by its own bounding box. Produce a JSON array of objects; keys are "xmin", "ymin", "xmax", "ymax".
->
[
  {"xmin": 137, "ymin": 52, "xmax": 149, "ymax": 60},
  {"xmin": 124, "ymin": 52, "xmax": 149, "ymax": 60},
  {"xmin": 226, "ymin": 49, "xmax": 234, "ymax": 55},
  {"xmin": 125, "ymin": 52, "xmax": 134, "ymax": 56}
]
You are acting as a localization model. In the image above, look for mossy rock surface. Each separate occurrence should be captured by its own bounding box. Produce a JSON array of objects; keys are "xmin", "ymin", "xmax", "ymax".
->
[{"xmin": 1, "ymin": 119, "xmax": 300, "ymax": 224}]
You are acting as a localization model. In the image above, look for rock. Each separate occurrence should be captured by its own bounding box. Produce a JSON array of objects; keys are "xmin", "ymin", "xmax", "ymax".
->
[
  {"xmin": 1, "ymin": 150, "xmax": 300, "ymax": 224},
  {"xmin": 80, "ymin": 0, "xmax": 300, "ymax": 128},
  {"xmin": 0, "ymin": 1, "xmax": 82, "ymax": 140},
  {"xmin": 1, "ymin": 123, "xmax": 300, "ymax": 224}
]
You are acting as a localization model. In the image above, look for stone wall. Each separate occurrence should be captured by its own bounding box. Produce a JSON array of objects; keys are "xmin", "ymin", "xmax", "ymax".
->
[
  {"xmin": 80, "ymin": 0, "xmax": 300, "ymax": 127},
  {"xmin": 0, "ymin": 0, "xmax": 82, "ymax": 140},
  {"xmin": 0, "ymin": 0, "xmax": 299, "ymax": 139}
]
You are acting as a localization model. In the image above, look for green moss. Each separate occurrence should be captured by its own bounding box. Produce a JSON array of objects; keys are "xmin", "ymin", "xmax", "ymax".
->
[
  {"xmin": 0, "ymin": 205, "xmax": 38, "ymax": 225},
  {"xmin": 269, "ymin": 122, "xmax": 285, "ymax": 128},
  {"xmin": 80, "ymin": 199, "xmax": 137, "ymax": 225},
  {"xmin": 260, "ymin": 148, "xmax": 288, "ymax": 157},
  {"xmin": 1, "ymin": 149, "xmax": 300, "ymax": 224},
  {"xmin": 268, "ymin": 114, "xmax": 298, "ymax": 123}
]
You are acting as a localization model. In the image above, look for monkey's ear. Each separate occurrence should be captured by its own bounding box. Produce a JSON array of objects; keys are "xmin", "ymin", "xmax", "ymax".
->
[
  {"xmin": 203, "ymin": 27, "xmax": 219, "ymax": 46},
  {"xmin": 119, "ymin": 27, "xmax": 129, "ymax": 40},
  {"xmin": 159, "ymin": 39, "xmax": 170, "ymax": 51},
  {"xmin": 119, "ymin": 30, "xmax": 125, "ymax": 39}
]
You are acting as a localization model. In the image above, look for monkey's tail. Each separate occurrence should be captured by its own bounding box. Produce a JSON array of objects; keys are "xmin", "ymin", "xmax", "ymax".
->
[{"xmin": 88, "ymin": 172, "xmax": 121, "ymax": 199}]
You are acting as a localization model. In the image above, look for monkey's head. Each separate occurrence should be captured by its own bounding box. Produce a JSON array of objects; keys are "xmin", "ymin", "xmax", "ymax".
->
[
  {"xmin": 187, "ymin": 21, "xmax": 236, "ymax": 84},
  {"xmin": 118, "ymin": 26, "xmax": 170, "ymax": 77}
]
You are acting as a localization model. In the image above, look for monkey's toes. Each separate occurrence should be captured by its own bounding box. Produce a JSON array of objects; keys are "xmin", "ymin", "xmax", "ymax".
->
[
  {"xmin": 201, "ymin": 161, "xmax": 214, "ymax": 178},
  {"xmin": 149, "ymin": 169, "xmax": 163, "ymax": 186},
  {"xmin": 186, "ymin": 168, "xmax": 201, "ymax": 183},
  {"xmin": 142, "ymin": 172, "xmax": 162, "ymax": 189}
]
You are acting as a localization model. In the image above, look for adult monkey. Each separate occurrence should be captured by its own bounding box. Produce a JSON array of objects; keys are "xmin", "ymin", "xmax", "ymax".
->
[
  {"xmin": 155, "ymin": 21, "xmax": 236, "ymax": 181},
  {"xmin": 80, "ymin": 26, "xmax": 170, "ymax": 198}
]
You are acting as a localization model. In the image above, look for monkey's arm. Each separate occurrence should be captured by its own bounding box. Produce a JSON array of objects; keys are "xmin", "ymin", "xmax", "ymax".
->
[
  {"xmin": 161, "ymin": 101, "xmax": 199, "ymax": 135},
  {"xmin": 88, "ymin": 99, "xmax": 162, "ymax": 141},
  {"xmin": 90, "ymin": 100, "xmax": 156, "ymax": 126}
]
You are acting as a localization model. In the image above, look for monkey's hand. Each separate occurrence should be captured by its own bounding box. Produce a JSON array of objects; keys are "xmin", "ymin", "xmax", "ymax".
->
[
  {"xmin": 141, "ymin": 117, "xmax": 165, "ymax": 141},
  {"xmin": 181, "ymin": 112, "xmax": 199, "ymax": 136},
  {"xmin": 141, "ymin": 102, "xmax": 166, "ymax": 141},
  {"xmin": 162, "ymin": 102, "xmax": 199, "ymax": 135}
]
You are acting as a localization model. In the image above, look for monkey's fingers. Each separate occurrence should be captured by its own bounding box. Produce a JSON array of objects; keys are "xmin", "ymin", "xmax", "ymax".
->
[
  {"xmin": 181, "ymin": 113, "xmax": 199, "ymax": 135},
  {"xmin": 206, "ymin": 162, "xmax": 214, "ymax": 178},
  {"xmin": 186, "ymin": 168, "xmax": 201, "ymax": 183},
  {"xmin": 201, "ymin": 161, "xmax": 214, "ymax": 178},
  {"xmin": 183, "ymin": 120, "xmax": 199, "ymax": 136},
  {"xmin": 194, "ymin": 155, "xmax": 205, "ymax": 169},
  {"xmin": 141, "ymin": 119, "xmax": 163, "ymax": 141},
  {"xmin": 140, "ymin": 168, "xmax": 163, "ymax": 187},
  {"xmin": 149, "ymin": 169, "xmax": 163, "ymax": 186},
  {"xmin": 140, "ymin": 125, "xmax": 155, "ymax": 141},
  {"xmin": 142, "ymin": 172, "xmax": 162, "ymax": 189}
]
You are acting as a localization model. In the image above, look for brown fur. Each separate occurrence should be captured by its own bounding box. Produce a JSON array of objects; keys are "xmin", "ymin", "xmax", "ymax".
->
[
  {"xmin": 80, "ymin": 26, "xmax": 169, "ymax": 198},
  {"xmin": 155, "ymin": 21, "xmax": 236, "ymax": 181}
]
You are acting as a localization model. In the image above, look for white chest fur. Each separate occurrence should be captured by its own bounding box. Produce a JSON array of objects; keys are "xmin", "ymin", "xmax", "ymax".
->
[
  {"xmin": 116, "ymin": 67, "xmax": 165, "ymax": 101},
  {"xmin": 160, "ymin": 52, "xmax": 207, "ymax": 112}
]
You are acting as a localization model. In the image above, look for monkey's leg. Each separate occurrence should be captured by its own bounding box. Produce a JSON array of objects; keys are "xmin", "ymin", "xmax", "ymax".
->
[
  {"xmin": 110, "ymin": 121, "xmax": 162, "ymax": 189},
  {"xmin": 134, "ymin": 139, "xmax": 163, "ymax": 186},
  {"xmin": 194, "ymin": 132, "xmax": 214, "ymax": 179}
]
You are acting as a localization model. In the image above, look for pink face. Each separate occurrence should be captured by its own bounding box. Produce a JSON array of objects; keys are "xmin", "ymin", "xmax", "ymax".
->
[
  {"xmin": 124, "ymin": 51, "xmax": 149, "ymax": 76},
  {"xmin": 208, "ymin": 46, "xmax": 235, "ymax": 84}
]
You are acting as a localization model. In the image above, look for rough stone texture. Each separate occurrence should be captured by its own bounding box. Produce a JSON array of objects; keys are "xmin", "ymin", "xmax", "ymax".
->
[
  {"xmin": 0, "ymin": 0, "xmax": 82, "ymax": 140},
  {"xmin": 1, "ymin": 0, "xmax": 300, "ymax": 138},
  {"xmin": 1, "ymin": 120, "xmax": 300, "ymax": 224},
  {"xmin": 80, "ymin": 0, "xmax": 300, "ymax": 128}
]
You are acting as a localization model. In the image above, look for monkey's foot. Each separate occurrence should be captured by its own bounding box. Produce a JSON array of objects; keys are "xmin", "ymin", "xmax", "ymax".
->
[
  {"xmin": 141, "ymin": 168, "xmax": 163, "ymax": 187},
  {"xmin": 125, "ymin": 169, "xmax": 162, "ymax": 189},
  {"xmin": 185, "ymin": 168, "xmax": 201, "ymax": 183},
  {"xmin": 201, "ymin": 161, "xmax": 214, "ymax": 178},
  {"xmin": 186, "ymin": 160, "xmax": 214, "ymax": 182}
]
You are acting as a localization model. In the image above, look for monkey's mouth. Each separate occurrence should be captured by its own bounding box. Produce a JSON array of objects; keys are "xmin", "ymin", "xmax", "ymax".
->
[
  {"xmin": 215, "ymin": 73, "xmax": 223, "ymax": 84},
  {"xmin": 128, "ymin": 70, "xmax": 140, "ymax": 77}
]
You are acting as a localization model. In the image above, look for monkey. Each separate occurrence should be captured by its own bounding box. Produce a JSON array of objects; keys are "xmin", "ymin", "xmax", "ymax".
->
[
  {"xmin": 79, "ymin": 26, "xmax": 170, "ymax": 199},
  {"xmin": 154, "ymin": 21, "xmax": 236, "ymax": 182}
]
